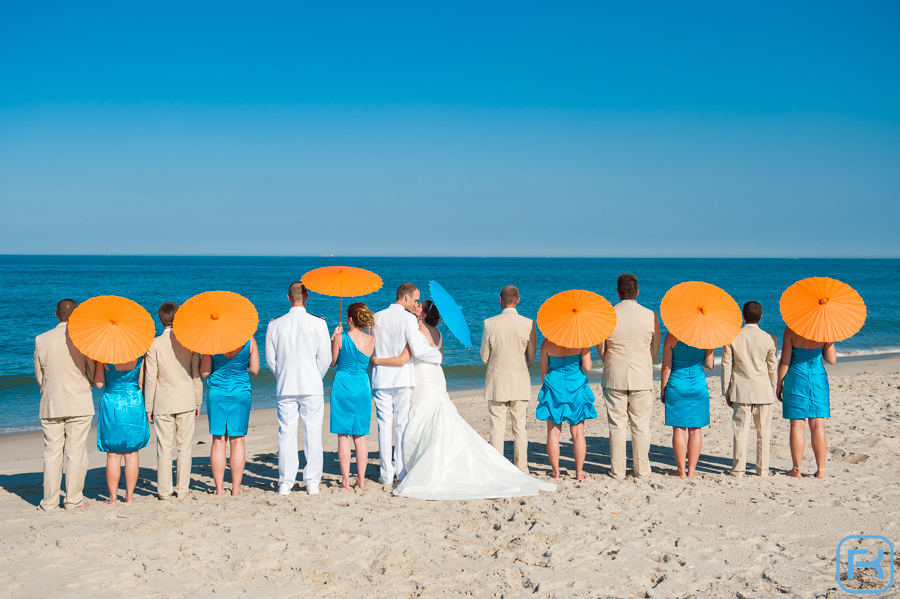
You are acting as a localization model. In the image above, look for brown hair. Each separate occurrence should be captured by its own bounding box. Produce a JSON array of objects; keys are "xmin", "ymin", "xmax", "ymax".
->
[
  {"xmin": 288, "ymin": 281, "xmax": 308, "ymax": 304},
  {"xmin": 617, "ymin": 273, "xmax": 639, "ymax": 299},
  {"xmin": 347, "ymin": 303, "xmax": 375, "ymax": 329},
  {"xmin": 56, "ymin": 299, "xmax": 77, "ymax": 321},
  {"xmin": 421, "ymin": 300, "xmax": 441, "ymax": 327},
  {"xmin": 396, "ymin": 282, "xmax": 418, "ymax": 301},
  {"xmin": 742, "ymin": 301, "xmax": 763, "ymax": 324},
  {"xmin": 158, "ymin": 302, "xmax": 179, "ymax": 327},
  {"xmin": 500, "ymin": 285, "xmax": 519, "ymax": 306}
]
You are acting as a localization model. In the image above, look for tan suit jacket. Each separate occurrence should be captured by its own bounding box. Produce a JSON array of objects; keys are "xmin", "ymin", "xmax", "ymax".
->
[
  {"xmin": 598, "ymin": 300, "xmax": 659, "ymax": 391},
  {"xmin": 481, "ymin": 309, "xmax": 536, "ymax": 403},
  {"xmin": 722, "ymin": 324, "xmax": 777, "ymax": 404},
  {"xmin": 144, "ymin": 329, "xmax": 202, "ymax": 414},
  {"xmin": 34, "ymin": 323, "xmax": 95, "ymax": 419}
]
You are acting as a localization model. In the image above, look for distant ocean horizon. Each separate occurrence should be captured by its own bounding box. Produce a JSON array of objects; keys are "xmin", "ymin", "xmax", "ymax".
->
[{"xmin": 2, "ymin": 255, "xmax": 897, "ymax": 434}]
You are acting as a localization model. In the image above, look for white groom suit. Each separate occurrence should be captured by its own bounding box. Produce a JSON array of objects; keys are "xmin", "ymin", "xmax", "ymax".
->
[
  {"xmin": 265, "ymin": 306, "xmax": 331, "ymax": 493},
  {"xmin": 371, "ymin": 303, "xmax": 443, "ymax": 483}
]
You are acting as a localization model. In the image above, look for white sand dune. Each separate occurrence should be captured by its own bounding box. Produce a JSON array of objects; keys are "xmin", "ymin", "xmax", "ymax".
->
[{"xmin": 0, "ymin": 357, "xmax": 898, "ymax": 598}]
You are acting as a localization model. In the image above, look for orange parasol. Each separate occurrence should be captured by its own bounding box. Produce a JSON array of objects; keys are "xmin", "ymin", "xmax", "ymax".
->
[
  {"xmin": 780, "ymin": 277, "xmax": 866, "ymax": 342},
  {"xmin": 537, "ymin": 290, "xmax": 617, "ymax": 348},
  {"xmin": 68, "ymin": 296, "xmax": 155, "ymax": 364},
  {"xmin": 173, "ymin": 291, "xmax": 259, "ymax": 355},
  {"xmin": 301, "ymin": 266, "xmax": 383, "ymax": 319},
  {"xmin": 660, "ymin": 281, "xmax": 742, "ymax": 349}
]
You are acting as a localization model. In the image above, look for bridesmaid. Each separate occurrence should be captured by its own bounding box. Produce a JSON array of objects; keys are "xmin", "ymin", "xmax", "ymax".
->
[
  {"xmin": 776, "ymin": 327, "xmax": 836, "ymax": 478},
  {"xmin": 535, "ymin": 339, "xmax": 596, "ymax": 481},
  {"xmin": 660, "ymin": 333, "xmax": 714, "ymax": 478},
  {"xmin": 200, "ymin": 337, "xmax": 260, "ymax": 496},
  {"xmin": 330, "ymin": 303, "xmax": 378, "ymax": 490},
  {"xmin": 95, "ymin": 357, "xmax": 150, "ymax": 504}
]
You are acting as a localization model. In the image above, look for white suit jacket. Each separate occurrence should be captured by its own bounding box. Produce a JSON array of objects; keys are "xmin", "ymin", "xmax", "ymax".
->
[
  {"xmin": 265, "ymin": 306, "xmax": 331, "ymax": 397},
  {"xmin": 371, "ymin": 303, "xmax": 443, "ymax": 389}
]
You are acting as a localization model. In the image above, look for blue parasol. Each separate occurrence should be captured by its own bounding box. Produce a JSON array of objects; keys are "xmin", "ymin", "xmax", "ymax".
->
[{"xmin": 429, "ymin": 280, "xmax": 473, "ymax": 348}]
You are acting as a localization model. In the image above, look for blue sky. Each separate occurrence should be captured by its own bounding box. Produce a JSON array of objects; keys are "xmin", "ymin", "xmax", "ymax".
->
[{"xmin": 1, "ymin": 2, "xmax": 898, "ymax": 256}]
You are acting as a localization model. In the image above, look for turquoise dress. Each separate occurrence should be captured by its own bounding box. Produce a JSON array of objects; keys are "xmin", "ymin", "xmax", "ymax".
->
[
  {"xmin": 97, "ymin": 358, "xmax": 150, "ymax": 453},
  {"xmin": 664, "ymin": 342, "xmax": 710, "ymax": 428},
  {"xmin": 782, "ymin": 346, "xmax": 830, "ymax": 419},
  {"xmin": 329, "ymin": 333, "xmax": 372, "ymax": 436},
  {"xmin": 207, "ymin": 341, "xmax": 252, "ymax": 437},
  {"xmin": 536, "ymin": 354, "xmax": 597, "ymax": 425}
]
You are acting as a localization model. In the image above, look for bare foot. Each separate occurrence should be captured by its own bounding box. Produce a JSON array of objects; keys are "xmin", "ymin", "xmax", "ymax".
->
[
  {"xmin": 550, "ymin": 471, "xmax": 560, "ymax": 480},
  {"xmin": 575, "ymin": 472, "xmax": 585, "ymax": 482},
  {"xmin": 72, "ymin": 501, "xmax": 90, "ymax": 509},
  {"xmin": 670, "ymin": 470, "xmax": 687, "ymax": 479},
  {"xmin": 125, "ymin": 495, "xmax": 134, "ymax": 503},
  {"xmin": 231, "ymin": 489, "xmax": 241, "ymax": 497},
  {"xmin": 214, "ymin": 489, "xmax": 225, "ymax": 496},
  {"xmin": 104, "ymin": 498, "xmax": 116, "ymax": 505},
  {"xmin": 787, "ymin": 467, "xmax": 802, "ymax": 478},
  {"xmin": 687, "ymin": 471, "xmax": 699, "ymax": 478},
  {"xmin": 340, "ymin": 481, "xmax": 352, "ymax": 491},
  {"xmin": 354, "ymin": 481, "xmax": 366, "ymax": 491},
  {"xmin": 814, "ymin": 470, "xmax": 826, "ymax": 479}
]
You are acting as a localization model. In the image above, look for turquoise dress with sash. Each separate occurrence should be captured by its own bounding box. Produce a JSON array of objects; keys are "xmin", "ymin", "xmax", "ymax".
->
[
  {"xmin": 781, "ymin": 346, "xmax": 830, "ymax": 419},
  {"xmin": 207, "ymin": 341, "xmax": 252, "ymax": 437},
  {"xmin": 664, "ymin": 342, "xmax": 710, "ymax": 428},
  {"xmin": 536, "ymin": 354, "xmax": 597, "ymax": 425},
  {"xmin": 329, "ymin": 333, "xmax": 372, "ymax": 436},
  {"xmin": 97, "ymin": 358, "xmax": 150, "ymax": 453}
]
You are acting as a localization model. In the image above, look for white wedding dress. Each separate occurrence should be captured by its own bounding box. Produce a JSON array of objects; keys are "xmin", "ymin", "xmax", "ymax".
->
[{"xmin": 393, "ymin": 332, "xmax": 556, "ymax": 500}]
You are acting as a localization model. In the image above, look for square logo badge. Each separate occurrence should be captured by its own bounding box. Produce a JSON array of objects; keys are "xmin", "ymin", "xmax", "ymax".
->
[{"xmin": 837, "ymin": 535, "xmax": 895, "ymax": 595}]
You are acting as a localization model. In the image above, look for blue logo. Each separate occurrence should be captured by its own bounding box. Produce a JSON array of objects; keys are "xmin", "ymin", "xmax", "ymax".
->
[{"xmin": 837, "ymin": 535, "xmax": 894, "ymax": 594}]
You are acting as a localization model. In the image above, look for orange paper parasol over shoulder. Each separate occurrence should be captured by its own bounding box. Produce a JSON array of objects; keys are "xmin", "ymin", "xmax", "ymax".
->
[
  {"xmin": 173, "ymin": 291, "xmax": 259, "ymax": 355},
  {"xmin": 780, "ymin": 277, "xmax": 866, "ymax": 343},
  {"xmin": 660, "ymin": 281, "xmax": 742, "ymax": 349},
  {"xmin": 68, "ymin": 296, "xmax": 155, "ymax": 364},
  {"xmin": 537, "ymin": 290, "xmax": 617, "ymax": 349}
]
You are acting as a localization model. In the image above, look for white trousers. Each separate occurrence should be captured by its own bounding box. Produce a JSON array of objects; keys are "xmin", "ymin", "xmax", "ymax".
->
[
  {"xmin": 277, "ymin": 395, "xmax": 324, "ymax": 487},
  {"xmin": 372, "ymin": 387, "xmax": 411, "ymax": 483}
]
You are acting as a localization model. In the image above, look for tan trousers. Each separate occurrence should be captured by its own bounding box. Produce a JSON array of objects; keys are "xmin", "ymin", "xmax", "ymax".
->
[
  {"xmin": 40, "ymin": 415, "xmax": 92, "ymax": 511},
  {"xmin": 603, "ymin": 388, "xmax": 653, "ymax": 479},
  {"xmin": 732, "ymin": 403, "xmax": 772, "ymax": 476},
  {"xmin": 488, "ymin": 400, "xmax": 529, "ymax": 472},
  {"xmin": 154, "ymin": 410, "xmax": 195, "ymax": 498}
]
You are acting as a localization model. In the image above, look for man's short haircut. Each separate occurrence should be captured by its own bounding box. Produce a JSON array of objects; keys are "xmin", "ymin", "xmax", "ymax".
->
[
  {"xmin": 56, "ymin": 299, "xmax": 77, "ymax": 320},
  {"xmin": 500, "ymin": 285, "xmax": 519, "ymax": 306},
  {"xmin": 742, "ymin": 301, "xmax": 763, "ymax": 324},
  {"xmin": 617, "ymin": 273, "xmax": 639, "ymax": 299},
  {"xmin": 396, "ymin": 282, "xmax": 418, "ymax": 301},
  {"xmin": 158, "ymin": 302, "xmax": 179, "ymax": 327},
  {"xmin": 288, "ymin": 281, "xmax": 308, "ymax": 304}
]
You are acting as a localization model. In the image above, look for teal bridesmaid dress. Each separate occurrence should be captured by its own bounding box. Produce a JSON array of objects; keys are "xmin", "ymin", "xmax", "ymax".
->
[
  {"xmin": 329, "ymin": 333, "xmax": 372, "ymax": 436},
  {"xmin": 781, "ymin": 346, "xmax": 830, "ymax": 419},
  {"xmin": 536, "ymin": 354, "xmax": 597, "ymax": 425},
  {"xmin": 664, "ymin": 341, "xmax": 710, "ymax": 428},
  {"xmin": 207, "ymin": 341, "xmax": 252, "ymax": 437},
  {"xmin": 97, "ymin": 358, "xmax": 150, "ymax": 453}
]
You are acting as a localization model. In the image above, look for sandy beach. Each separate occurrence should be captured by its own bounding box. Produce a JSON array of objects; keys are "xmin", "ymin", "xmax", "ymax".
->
[{"xmin": 1, "ymin": 356, "xmax": 898, "ymax": 598}]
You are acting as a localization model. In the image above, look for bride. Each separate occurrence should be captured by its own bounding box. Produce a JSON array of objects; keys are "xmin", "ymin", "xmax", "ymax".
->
[{"xmin": 389, "ymin": 300, "xmax": 556, "ymax": 500}]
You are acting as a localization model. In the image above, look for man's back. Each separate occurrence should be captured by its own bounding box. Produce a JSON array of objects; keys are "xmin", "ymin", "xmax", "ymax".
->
[
  {"xmin": 723, "ymin": 325, "xmax": 777, "ymax": 404},
  {"xmin": 34, "ymin": 323, "xmax": 94, "ymax": 419},
  {"xmin": 265, "ymin": 306, "xmax": 330, "ymax": 396},
  {"xmin": 481, "ymin": 310, "xmax": 535, "ymax": 402},
  {"xmin": 144, "ymin": 329, "xmax": 202, "ymax": 414},
  {"xmin": 599, "ymin": 300, "xmax": 658, "ymax": 391},
  {"xmin": 372, "ymin": 304, "xmax": 416, "ymax": 389}
]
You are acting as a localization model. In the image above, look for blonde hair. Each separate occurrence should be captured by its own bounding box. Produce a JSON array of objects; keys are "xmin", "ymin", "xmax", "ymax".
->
[{"xmin": 347, "ymin": 303, "xmax": 375, "ymax": 330}]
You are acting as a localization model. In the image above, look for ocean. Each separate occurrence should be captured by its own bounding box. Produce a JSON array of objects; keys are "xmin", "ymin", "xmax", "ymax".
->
[{"xmin": 2, "ymin": 256, "xmax": 897, "ymax": 434}]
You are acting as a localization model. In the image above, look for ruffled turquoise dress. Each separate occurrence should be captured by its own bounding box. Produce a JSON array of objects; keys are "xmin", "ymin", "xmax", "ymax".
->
[
  {"xmin": 97, "ymin": 358, "xmax": 150, "ymax": 453},
  {"xmin": 782, "ymin": 346, "xmax": 830, "ymax": 419},
  {"xmin": 207, "ymin": 341, "xmax": 252, "ymax": 437},
  {"xmin": 664, "ymin": 342, "xmax": 711, "ymax": 428},
  {"xmin": 330, "ymin": 333, "xmax": 372, "ymax": 436},
  {"xmin": 536, "ymin": 354, "xmax": 597, "ymax": 425}
]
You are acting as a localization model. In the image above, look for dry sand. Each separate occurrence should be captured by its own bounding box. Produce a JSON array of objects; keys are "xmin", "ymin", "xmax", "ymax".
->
[{"xmin": 0, "ymin": 357, "xmax": 898, "ymax": 598}]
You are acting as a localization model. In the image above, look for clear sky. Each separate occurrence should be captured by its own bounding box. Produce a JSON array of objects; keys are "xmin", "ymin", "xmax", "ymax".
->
[{"xmin": 1, "ymin": 2, "xmax": 898, "ymax": 257}]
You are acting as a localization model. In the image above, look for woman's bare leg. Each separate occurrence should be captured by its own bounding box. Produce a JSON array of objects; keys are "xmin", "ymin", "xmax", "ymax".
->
[
  {"xmin": 788, "ymin": 420, "xmax": 805, "ymax": 477},
  {"xmin": 546, "ymin": 422, "xmax": 561, "ymax": 478},
  {"xmin": 353, "ymin": 435, "xmax": 367, "ymax": 490},
  {"xmin": 686, "ymin": 428, "xmax": 702, "ymax": 477},
  {"xmin": 570, "ymin": 422, "xmax": 586, "ymax": 481},
  {"xmin": 123, "ymin": 452, "xmax": 139, "ymax": 501},
  {"xmin": 808, "ymin": 418, "xmax": 827, "ymax": 477},
  {"xmin": 337, "ymin": 435, "xmax": 352, "ymax": 490},
  {"xmin": 210, "ymin": 435, "xmax": 227, "ymax": 495},
  {"xmin": 229, "ymin": 436, "xmax": 246, "ymax": 495},
  {"xmin": 105, "ymin": 453, "xmax": 122, "ymax": 503},
  {"xmin": 671, "ymin": 428, "xmax": 687, "ymax": 478}
]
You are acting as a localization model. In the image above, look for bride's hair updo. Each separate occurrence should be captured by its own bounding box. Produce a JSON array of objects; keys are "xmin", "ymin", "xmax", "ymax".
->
[
  {"xmin": 420, "ymin": 300, "xmax": 441, "ymax": 327},
  {"xmin": 347, "ymin": 303, "xmax": 376, "ymax": 330}
]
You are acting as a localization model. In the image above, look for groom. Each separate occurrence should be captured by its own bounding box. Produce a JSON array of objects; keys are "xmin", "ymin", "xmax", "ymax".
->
[{"xmin": 372, "ymin": 282, "xmax": 443, "ymax": 484}]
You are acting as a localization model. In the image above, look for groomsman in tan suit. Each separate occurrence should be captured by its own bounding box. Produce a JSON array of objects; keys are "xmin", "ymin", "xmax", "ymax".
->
[
  {"xmin": 596, "ymin": 274, "xmax": 660, "ymax": 479},
  {"xmin": 722, "ymin": 301, "xmax": 778, "ymax": 477},
  {"xmin": 34, "ymin": 299, "xmax": 95, "ymax": 511},
  {"xmin": 481, "ymin": 285, "xmax": 537, "ymax": 472},
  {"xmin": 144, "ymin": 302, "xmax": 203, "ymax": 499}
]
